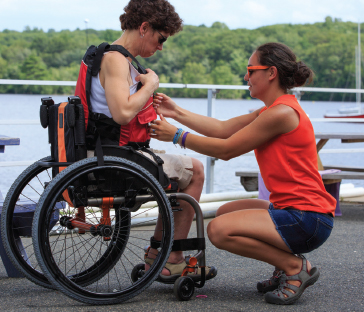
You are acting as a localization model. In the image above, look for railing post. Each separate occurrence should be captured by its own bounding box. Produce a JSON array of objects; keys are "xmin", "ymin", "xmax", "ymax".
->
[
  {"xmin": 292, "ymin": 90, "xmax": 302, "ymax": 102},
  {"xmin": 206, "ymin": 89, "xmax": 217, "ymax": 194}
]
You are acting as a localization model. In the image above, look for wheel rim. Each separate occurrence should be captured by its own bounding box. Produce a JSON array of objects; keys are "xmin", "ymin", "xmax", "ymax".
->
[
  {"xmin": 180, "ymin": 278, "xmax": 194, "ymax": 298},
  {"xmin": 34, "ymin": 157, "xmax": 173, "ymax": 303},
  {"xmin": 1, "ymin": 157, "xmax": 53, "ymax": 287}
]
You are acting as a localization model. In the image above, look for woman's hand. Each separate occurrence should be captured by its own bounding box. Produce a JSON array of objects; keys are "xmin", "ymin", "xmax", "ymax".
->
[
  {"xmin": 135, "ymin": 68, "xmax": 159, "ymax": 93},
  {"xmin": 149, "ymin": 114, "xmax": 178, "ymax": 142},
  {"xmin": 153, "ymin": 93, "xmax": 178, "ymax": 118}
]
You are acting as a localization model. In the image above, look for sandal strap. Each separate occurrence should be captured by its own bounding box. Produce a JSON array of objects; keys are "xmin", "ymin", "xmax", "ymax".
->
[
  {"xmin": 273, "ymin": 287, "xmax": 295, "ymax": 298},
  {"xmin": 280, "ymin": 280, "xmax": 299, "ymax": 292},
  {"xmin": 164, "ymin": 261, "xmax": 187, "ymax": 275},
  {"xmin": 144, "ymin": 257, "xmax": 155, "ymax": 266},
  {"xmin": 281, "ymin": 256, "xmax": 310, "ymax": 282}
]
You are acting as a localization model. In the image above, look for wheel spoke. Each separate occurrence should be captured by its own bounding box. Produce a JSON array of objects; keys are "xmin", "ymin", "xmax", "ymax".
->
[{"xmin": 32, "ymin": 158, "xmax": 173, "ymax": 304}]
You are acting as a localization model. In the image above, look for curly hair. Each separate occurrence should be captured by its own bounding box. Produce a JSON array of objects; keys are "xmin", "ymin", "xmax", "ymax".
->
[
  {"xmin": 256, "ymin": 42, "xmax": 314, "ymax": 91},
  {"xmin": 119, "ymin": 0, "xmax": 183, "ymax": 35}
]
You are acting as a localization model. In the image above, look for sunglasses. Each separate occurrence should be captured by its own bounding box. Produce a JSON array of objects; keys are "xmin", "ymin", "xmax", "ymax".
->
[
  {"xmin": 246, "ymin": 66, "xmax": 269, "ymax": 79},
  {"xmin": 156, "ymin": 30, "xmax": 167, "ymax": 45}
]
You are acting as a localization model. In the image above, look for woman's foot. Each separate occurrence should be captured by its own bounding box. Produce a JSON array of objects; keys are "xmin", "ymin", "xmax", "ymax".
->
[
  {"xmin": 257, "ymin": 268, "xmax": 283, "ymax": 293},
  {"xmin": 265, "ymin": 255, "xmax": 320, "ymax": 305}
]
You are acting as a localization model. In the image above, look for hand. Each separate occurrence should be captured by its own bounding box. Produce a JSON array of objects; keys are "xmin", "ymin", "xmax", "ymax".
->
[
  {"xmin": 135, "ymin": 68, "xmax": 159, "ymax": 93},
  {"xmin": 149, "ymin": 114, "xmax": 178, "ymax": 142},
  {"xmin": 153, "ymin": 93, "xmax": 178, "ymax": 118}
]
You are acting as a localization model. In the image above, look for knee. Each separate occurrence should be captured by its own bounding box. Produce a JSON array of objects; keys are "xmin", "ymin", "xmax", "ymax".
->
[
  {"xmin": 191, "ymin": 158, "xmax": 205, "ymax": 183},
  {"xmin": 207, "ymin": 219, "xmax": 226, "ymax": 249}
]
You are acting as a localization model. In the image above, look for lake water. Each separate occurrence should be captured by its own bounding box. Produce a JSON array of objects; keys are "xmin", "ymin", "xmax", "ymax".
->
[{"xmin": 1, "ymin": 93, "xmax": 364, "ymax": 196}]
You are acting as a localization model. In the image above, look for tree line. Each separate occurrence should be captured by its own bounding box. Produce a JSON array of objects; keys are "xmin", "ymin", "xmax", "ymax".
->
[{"xmin": 0, "ymin": 17, "xmax": 362, "ymax": 101}]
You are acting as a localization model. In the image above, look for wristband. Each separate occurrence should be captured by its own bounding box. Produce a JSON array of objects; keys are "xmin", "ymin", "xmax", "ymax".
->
[
  {"xmin": 176, "ymin": 130, "xmax": 184, "ymax": 145},
  {"xmin": 173, "ymin": 128, "xmax": 183, "ymax": 144},
  {"xmin": 181, "ymin": 131, "xmax": 189, "ymax": 148}
]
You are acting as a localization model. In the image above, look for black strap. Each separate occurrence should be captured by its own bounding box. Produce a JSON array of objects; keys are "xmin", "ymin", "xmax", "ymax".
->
[
  {"xmin": 91, "ymin": 42, "xmax": 110, "ymax": 76},
  {"xmin": 89, "ymin": 111, "xmax": 118, "ymax": 122},
  {"xmin": 127, "ymin": 141, "xmax": 150, "ymax": 149},
  {"xmin": 171, "ymin": 238, "xmax": 206, "ymax": 252},
  {"xmin": 150, "ymin": 236, "xmax": 161, "ymax": 249},
  {"xmin": 150, "ymin": 236, "xmax": 206, "ymax": 251},
  {"xmin": 140, "ymin": 147, "xmax": 165, "ymax": 186}
]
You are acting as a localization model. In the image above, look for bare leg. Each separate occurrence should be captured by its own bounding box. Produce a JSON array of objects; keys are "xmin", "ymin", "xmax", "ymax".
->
[
  {"xmin": 208, "ymin": 200, "xmax": 311, "ymax": 290},
  {"xmin": 147, "ymin": 158, "xmax": 204, "ymax": 275},
  {"xmin": 216, "ymin": 198, "xmax": 270, "ymax": 216}
]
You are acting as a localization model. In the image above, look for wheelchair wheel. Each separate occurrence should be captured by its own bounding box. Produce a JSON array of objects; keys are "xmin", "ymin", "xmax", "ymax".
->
[
  {"xmin": 33, "ymin": 156, "xmax": 174, "ymax": 305},
  {"xmin": 174, "ymin": 276, "xmax": 195, "ymax": 301},
  {"xmin": 0, "ymin": 156, "xmax": 54, "ymax": 288}
]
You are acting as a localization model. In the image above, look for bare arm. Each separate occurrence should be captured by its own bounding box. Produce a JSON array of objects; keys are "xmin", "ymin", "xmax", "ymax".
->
[
  {"xmin": 150, "ymin": 104, "xmax": 299, "ymax": 160},
  {"xmin": 153, "ymin": 93, "xmax": 262, "ymax": 138},
  {"xmin": 100, "ymin": 52, "xmax": 159, "ymax": 125}
]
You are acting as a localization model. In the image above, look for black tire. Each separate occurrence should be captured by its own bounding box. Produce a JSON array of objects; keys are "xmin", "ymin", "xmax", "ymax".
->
[
  {"xmin": 131, "ymin": 263, "xmax": 145, "ymax": 282},
  {"xmin": 0, "ymin": 156, "xmax": 54, "ymax": 288},
  {"xmin": 33, "ymin": 156, "xmax": 174, "ymax": 305},
  {"xmin": 174, "ymin": 276, "xmax": 195, "ymax": 301}
]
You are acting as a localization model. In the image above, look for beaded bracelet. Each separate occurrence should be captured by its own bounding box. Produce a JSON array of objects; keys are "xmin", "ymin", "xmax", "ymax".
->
[
  {"xmin": 173, "ymin": 128, "xmax": 183, "ymax": 144},
  {"xmin": 181, "ymin": 131, "xmax": 189, "ymax": 148},
  {"xmin": 175, "ymin": 130, "xmax": 184, "ymax": 146}
]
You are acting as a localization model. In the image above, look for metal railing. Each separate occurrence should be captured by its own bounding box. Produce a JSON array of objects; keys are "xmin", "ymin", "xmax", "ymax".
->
[{"xmin": 1, "ymin": 79, "xmax": 364, "ymax": 193}]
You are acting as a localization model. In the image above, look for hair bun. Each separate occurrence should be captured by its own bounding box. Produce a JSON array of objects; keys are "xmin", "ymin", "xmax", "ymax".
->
[{"xmin": 293, "ymin": 61, "xmax": 313, "ymax": 87}]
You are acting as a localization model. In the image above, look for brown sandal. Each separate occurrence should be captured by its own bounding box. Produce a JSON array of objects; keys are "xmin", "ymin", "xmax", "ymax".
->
[{"xmin": 144, "ymin": 257, "xmax": 217, "ymax": 283}]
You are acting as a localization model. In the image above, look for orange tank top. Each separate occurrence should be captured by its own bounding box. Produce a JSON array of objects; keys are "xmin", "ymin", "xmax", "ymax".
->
[{"xmin": 254, "ymin": 94, "xmax": 336, "ymax": 216}]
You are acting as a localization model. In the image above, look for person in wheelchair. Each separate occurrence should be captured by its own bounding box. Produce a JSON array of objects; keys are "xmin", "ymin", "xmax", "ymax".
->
[
  {"xmin": 80, "ymin": 0, "xmax": 216, "ymax": 281},
  {"xmin": 149, "ymin": 42, "xmax": 336, "ymax": 304}
]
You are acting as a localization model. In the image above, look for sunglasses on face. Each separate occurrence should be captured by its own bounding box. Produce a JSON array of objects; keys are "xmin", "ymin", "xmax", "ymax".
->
[
  {"xmin": 246, "ymin": 66, "xmax": 269, "ymax": 79},
  {"xmin": 156, "ymin": 30, "xmax": 167, "ymax": 45}
]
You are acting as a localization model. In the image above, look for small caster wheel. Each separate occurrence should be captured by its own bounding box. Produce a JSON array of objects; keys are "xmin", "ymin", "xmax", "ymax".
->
[
  {"xmin": 131, "ymin": 263, "xmax": 145, "ymax": 282},
  {"xmin": 174, "ymin": 276, "xmax": 195, "ymax": 301}
]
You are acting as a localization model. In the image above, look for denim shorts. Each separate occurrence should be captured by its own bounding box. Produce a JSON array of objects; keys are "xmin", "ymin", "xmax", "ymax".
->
[{"xmin": 268, "ymin": 203, "xmax": 334, "ymax": 254}]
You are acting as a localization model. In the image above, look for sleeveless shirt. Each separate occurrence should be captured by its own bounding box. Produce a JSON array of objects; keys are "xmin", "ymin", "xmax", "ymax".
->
[
  {"xmin": 90, "ymin": 61, "xmax": 139, "ymax": 117},
  {"xmin": 254, "ymin": 94, "xmax": 336, "ymax": 216}
]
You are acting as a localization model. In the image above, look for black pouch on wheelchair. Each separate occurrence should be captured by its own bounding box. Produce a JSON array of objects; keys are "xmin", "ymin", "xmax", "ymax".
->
[{"xmin": 40, "ymin": 96, "xmax": 87, "ymax": 177}]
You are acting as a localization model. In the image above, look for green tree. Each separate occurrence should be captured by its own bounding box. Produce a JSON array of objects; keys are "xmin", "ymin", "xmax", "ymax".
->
[
  {"xmin": 20, "ymin": 53, "xmax": 51, "ymax": 93},
  {"xmin": 0, "ymin": 19, "xmax": 363, "ymax": 100},
  {"xmin": 182, "ymin": 62, "xmax": 212, "ymax": 97},
  {"xmin": 211, "ymin": 65, "xmax": 244, "ymax": 99}
]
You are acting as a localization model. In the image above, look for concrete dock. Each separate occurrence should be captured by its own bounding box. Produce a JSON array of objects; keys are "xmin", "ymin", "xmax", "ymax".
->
[{"xmin": 0, "ymin": 201, "xmax": 363, "ymax": 312}]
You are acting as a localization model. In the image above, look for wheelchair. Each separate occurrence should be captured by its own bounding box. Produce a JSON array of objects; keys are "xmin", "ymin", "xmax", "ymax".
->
[{"xmin": 1, "ymin": 96, "xmax": 213, "ymax": 305}]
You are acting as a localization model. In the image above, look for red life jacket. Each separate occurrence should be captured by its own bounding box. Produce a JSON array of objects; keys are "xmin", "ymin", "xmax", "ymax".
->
[{"xmin": 74, "ymin": 42, "xmax": 156, "ymax": 149}]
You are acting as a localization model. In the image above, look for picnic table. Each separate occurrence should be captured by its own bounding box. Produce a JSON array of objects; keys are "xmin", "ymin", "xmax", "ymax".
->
[
  {"xmin": 0, "ymin": 134, "xmax": 23, "ymax": 277},
  {"xmin": 315, "ymin": 132, "xmax": 364, "ymax": 172},
  {"xmin": 0, "ymin": 135, "xmax": 20, "ymax": 154}
]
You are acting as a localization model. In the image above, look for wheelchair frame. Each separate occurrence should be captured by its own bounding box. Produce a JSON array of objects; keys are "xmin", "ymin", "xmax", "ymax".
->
[{"xmin": 0, "ymin": 96, "xmax": 212, "ymax": 304}]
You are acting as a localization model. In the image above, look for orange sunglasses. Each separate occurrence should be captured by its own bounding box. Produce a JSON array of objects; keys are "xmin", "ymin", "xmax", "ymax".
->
[{"xmin": 246, "ymin": 66, "xmax": 269, "ymax": 79}]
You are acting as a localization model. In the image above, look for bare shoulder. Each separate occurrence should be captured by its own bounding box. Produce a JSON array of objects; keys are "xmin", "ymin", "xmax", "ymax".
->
[
  {"xmin": 258, "ymin": 104, "xmax": 299, "ymax": 133},
  {"xmin": 101, "ymin": 52, "xmax": 130, "ymax": 76}
]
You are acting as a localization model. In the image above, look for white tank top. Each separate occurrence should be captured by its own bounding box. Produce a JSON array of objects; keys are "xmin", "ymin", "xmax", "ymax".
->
[{"xmin": 90, "ymin": 58, "xmax": 140, "ymax": 118}]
